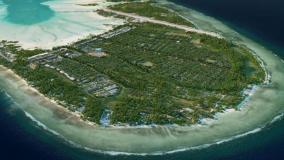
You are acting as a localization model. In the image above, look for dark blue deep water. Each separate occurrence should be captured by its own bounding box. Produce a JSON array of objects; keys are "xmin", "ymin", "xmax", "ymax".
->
[
  {"xmin": 1, "ymin": 0, "xmax": 284, "ymax": 159},
  {"xmin": 171, "ymin": 0, "xmax": 284, "ymax": 58}
]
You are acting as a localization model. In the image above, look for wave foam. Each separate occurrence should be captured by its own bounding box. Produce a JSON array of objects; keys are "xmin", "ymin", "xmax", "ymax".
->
[{"xmin": 21, "ymin": 107, "xmax": 284, "ymax": 156}]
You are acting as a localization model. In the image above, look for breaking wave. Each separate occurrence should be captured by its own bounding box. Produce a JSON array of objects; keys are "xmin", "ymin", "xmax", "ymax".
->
[{"xmin": 19, "ymin": 100, "xmax": 284, "ymax": 156}]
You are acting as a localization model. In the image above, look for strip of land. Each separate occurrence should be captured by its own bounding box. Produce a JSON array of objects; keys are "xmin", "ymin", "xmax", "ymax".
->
[{"xmin": 103, "ymin": 8, "xmax": 223, "ymax": 38}]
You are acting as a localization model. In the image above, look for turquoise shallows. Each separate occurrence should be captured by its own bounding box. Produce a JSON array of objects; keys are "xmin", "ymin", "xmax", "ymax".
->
[{"xmin": 1, "ymin": 0, "xmax": 55, "ymax": 25}]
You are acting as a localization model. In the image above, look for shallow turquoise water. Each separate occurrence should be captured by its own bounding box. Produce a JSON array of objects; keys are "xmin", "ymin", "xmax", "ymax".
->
[
  {"xmin": 1, "ymin": 0, "xmax": 55, "ymax": 25},
  {"xmin": 0, "ymin": 0, "xmax": 123, "ymax": 49}
]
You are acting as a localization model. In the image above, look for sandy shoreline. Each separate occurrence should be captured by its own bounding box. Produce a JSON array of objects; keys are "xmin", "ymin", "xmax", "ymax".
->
[{"xmin": 0, "ymin": 65, "xmax": 101, "ymax": 127}]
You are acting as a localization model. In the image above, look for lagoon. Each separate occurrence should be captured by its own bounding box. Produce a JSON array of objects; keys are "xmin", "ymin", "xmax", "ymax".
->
[
  {"xmin": 2, "ymin": 0, "xmax": 55, "ymax": 25},
  {"xmin": 0, "ymin": 0, "xmax": 123, "ymax": 49}
]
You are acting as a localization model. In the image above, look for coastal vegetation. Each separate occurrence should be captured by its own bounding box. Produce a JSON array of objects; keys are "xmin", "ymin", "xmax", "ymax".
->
[{"xmin": 108, "ymin": 1, "xmax": 194, "ymax": 27}]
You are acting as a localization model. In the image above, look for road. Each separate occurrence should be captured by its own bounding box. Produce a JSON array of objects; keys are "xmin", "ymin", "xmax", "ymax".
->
[{"xmin": 103, "ymin": 9, "xmax": 223, "ymax": 39}]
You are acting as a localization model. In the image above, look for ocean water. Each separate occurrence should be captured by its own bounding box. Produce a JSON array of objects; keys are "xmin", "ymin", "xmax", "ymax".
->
[
  {"xmin": 0, "ymin": 0, "xmax": 284, "ymax": 160},
  {"xmin": 0, "ymin": 90, "xmax": 284, "ymax": 159},
  {"xmin": 171, "ymin": 0, "xmax": 284, "ymax": 58}
]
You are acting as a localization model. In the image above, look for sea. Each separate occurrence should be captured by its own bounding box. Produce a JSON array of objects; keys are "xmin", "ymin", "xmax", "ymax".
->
[{"xmin": 0, "ymin": 0, "xmax": 284, "ymax": 159}]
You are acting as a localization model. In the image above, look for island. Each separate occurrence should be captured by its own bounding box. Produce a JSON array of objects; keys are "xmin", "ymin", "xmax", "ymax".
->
[{"xmin": 0, "ymin": 0, "xmax": 266, "ymax": 127}]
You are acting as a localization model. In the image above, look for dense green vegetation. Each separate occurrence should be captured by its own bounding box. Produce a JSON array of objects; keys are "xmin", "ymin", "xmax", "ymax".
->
[
  {"xmin": 107, "ymin": 0, "xmax": 137, "ymax": 2},
  {"xmin": 72, "ymin": 23, "xmax": 264, "ymax": 125},
  {"xmin": 0, "ymin": 24, "xmax": 265, "ymax": 126},
  {"xmin": 109, "ymin": 1, "xmax": 194, "ymax": 27}
]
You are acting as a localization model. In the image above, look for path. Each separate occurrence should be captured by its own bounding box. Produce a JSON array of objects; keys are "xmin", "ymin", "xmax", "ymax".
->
[{"xmin": 103, "ymin": 9, "xmax": 223, "ymax": 39}]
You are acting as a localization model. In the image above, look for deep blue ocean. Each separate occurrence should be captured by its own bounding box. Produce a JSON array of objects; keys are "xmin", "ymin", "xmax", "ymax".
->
[
  {"xmin": 172, "ymin": 0, "xmax": 284, "ymax": 58},
  {"xmin": 0, "ymin": 0, "xmax": 284, "ymax": 159}
]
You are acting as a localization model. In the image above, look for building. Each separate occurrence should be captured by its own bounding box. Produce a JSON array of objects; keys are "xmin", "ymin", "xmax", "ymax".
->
[
  {"xmin": 0, "ymin": 51, "xmax": 16, "ymax": 62},
  {"xmin": 100, "ymin": 26, "xmax": 132, "ymax": 39},
  {"xmin": 88, "ymin": 48, "xmax": 107, "ymax": 57},
  {"xmin": 84, "ymin": 76, "xmax": 119, "ymax": 97},
  {"xmin": 95, "ymin": 48, "xmax": 102, "ymax": 53},
  {"xmin": 27, "ymin": 53, "xmax": 62, "ymax": 64},
  {"xmin": 57, "ymin": 48, "xmax": 82, "ymax": 58}
]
